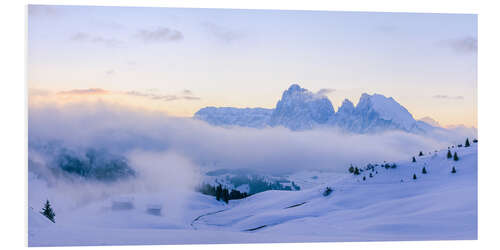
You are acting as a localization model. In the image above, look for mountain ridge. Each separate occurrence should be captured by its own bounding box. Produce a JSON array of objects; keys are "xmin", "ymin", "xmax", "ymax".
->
[{"xmin": 194, "ymin": 84, "xmax": 434, "ymax": 133}]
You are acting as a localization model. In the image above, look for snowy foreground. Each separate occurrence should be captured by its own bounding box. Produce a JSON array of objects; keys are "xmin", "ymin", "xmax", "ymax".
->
[{"xmin": 28, "ymin": 144, "xmax": 477, "ymax": 246}]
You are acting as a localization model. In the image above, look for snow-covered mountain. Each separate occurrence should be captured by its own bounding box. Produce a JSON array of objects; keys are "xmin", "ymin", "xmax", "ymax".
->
[
  {"xmin": 194, "ymin": 107, "xmax": 273, "ymax": 128},
  {"xmin": 331, "ymin": 93, "xmax": 422, "ymax": 133},
  {"xmin": 269, "ymin": 84, "xmax": 335, "ymax": 130},
  {"xmin": 194, "ymin": 84, "xmax": 434, "ymax": 133}
]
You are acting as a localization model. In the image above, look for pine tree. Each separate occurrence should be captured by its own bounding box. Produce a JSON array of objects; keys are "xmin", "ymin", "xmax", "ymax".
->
[
  {"xmin": 422, "ymin": 167, "xmax": 427, "ymax": 174},
  {"xmin": 354, "ymin": 167, "xmax": 360, "ymax": 175},
  {"xmin": 453, "ymin": 152, "xmax": 459, "ymax": 161},
  {"xmin": 215, "ymin": 184, "xmax": 222, "ymax": 201},
  {"xmin": 363, "ymin": 176, "xmax": 366, "ymax": 181},
  {"xmin": 348, "ymin": 165, "xmax": 355, "ymax": 173},
  {"xmin": 222, "ymin": 188, "xmax": 229, "ymax": 203},
  {"xmin": 451, "ymin": 166, "xmax": 457, "ymax": 173},
  {"xmin": 40, "ymin": 200, "xmax": 55, "ymax": 223},
  {"xmin": 412, "ymin": 156, "xmax": 416, "ymax": 163},
  {"xmin": 447, "ymin": 150, "xmax": 452, "ymax": 159},
  {"xmin": 419, "ymin": 151, "xmax": 423, "ymax": 156},
  {"xmin": 413, "ymin": 174, "xmax": 417, "ymax": 180},
  {"xmin": 465, "ymin": 138, "xmax": 470, "ymax": 147},
  {"xmin": 369, "ymin": 173, "xmax": 373, "ymax": 178}
]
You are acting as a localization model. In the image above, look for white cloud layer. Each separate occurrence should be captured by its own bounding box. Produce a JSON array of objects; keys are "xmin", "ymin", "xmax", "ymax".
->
[{"xmin": 29, "ymin": 102, "xmax": 476, "ymax": 175}]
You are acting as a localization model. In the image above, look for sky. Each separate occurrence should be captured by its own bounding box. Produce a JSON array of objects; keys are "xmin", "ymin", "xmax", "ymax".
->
[{"xmin": 27, "ymin": 5, "xmax": 477, "ymax": 127}]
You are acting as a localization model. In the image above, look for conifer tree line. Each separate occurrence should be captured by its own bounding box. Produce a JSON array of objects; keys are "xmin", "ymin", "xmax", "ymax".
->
[
  {"xmin": 348, "ymin": 162, "xmax": 397, "ymax": 179},
  {"xmin": 197, "ymin": 183, "xmax": 248, "ymax": 203},
  {"xmin": 349, "ymin": 164, "xmax": 361, "ymax": 175}
]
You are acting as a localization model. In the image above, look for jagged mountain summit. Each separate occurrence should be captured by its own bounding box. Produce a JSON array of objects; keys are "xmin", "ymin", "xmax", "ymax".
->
[
  {"xmin": 330, "ymin": 93, "xmax": 422, "ymax": 133},
  {"xmin": 269, "ymin": 84, "xmax": 335, "ymax": 130},
  {"xmin": 194, "ymin": 84, "xmax": 433, "ymax": 133}
]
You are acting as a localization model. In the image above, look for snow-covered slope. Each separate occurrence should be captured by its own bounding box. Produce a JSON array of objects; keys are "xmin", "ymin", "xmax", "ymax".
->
[
  {"xmin": 29, "ymin": 143, "xmax": 477, "ymax": 246},
  {"xmin": 195, "ymin": 144, "xmax": 476, "ymax": 239},
  {"xmin": 269, "ymin": 84, "xmax": 335, "ymax": 130},
  {"xmin": 194, "ymin": 107, "xmax": 273, "ymax": 128}
]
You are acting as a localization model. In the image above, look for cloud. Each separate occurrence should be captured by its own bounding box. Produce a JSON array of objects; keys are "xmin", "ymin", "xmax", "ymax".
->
[
  {"xmin": 70, "ymin": 32, "xmax": 122, "ymax": 47},
  {"xmin": 317, "ymin": 88, "xmax": 336, "ymax": 96},
  {"xmin": 125, "ymin": 90, "xmax": 200, "ymax": 102},
  {"xmin": 135, "ymin": 27, "xmax": 183, "ymax": 43},
  {"xmin": 442, "ymin": 36, "xmax": 477, "ymax": 54},
  {"xmin": 183, "ymin": 96, "xmax": 201, "ymax": 100},
  {"xmin": 28, "ymin": 102, "xmax": 476, "ymax": 177},
  {"xmin": 29, "ymin": 88, "xmax": 52, "ymax": 97},
  {"xmin": 57, "ymin": 88, "xmax": 109, "ymax": 96},
  {"xmin": 28, "ymin": 146, "xmax": 200, "ymax": 214},
  {"xmin": 202, "ymin": 22, "xmax": 243, "ymax": 43},
  {"xmin": 433, "ymin": 95, "xmax": 464, "ymax": 100},
  {"xmin": 419, "ymin": 117, "xmax": 441, "ymax": 127}
]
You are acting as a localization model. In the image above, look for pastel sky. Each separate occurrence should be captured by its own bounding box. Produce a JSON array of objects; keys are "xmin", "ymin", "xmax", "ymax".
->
[{"xmin": 28, "ymin": 5, "xmax": 477, "ymax": 127}]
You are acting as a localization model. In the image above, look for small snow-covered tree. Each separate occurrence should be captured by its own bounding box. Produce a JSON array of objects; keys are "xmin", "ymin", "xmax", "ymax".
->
[
  {"xmin": 40, "ymin": 200, "xmax": 55, "ymax": 223},
  {"xmin": 412, "ymin": 156, "xmax": 416, "ymax": 163},
  {"xmin": 422, "ymin": 167, "xmax": 427, "ymax": 174},
  {"xmin": 369, "ymin": 173, "xmax": 373, "ymax": 178},
  {"xmin": 413, "ymin": 174, "xmax": 417, "ymax": 180},
  {"xmin": 447, "ymin": 150, "xmax": 452, "ymax": 159},
  {"xmin": 323, "ymin": 187, "xmax": 333, "ymax": 197},
  {"xmin": 465, "ymin": 138, "xmax": 470, "ymax": 147},
  {"xmin": 419, "ymin": 151, "xmax": 423, "ymax": 156},
  {"xmin": 451, "ymin": 166, "xmax": 457, "ymax": 173},
  {"xmin": 453, "ymin": 152, "xmax": 459, "ymax": 161},
  {"xmin": 363, "ymin": 176, "xmax": 366, "ymax": 181}
]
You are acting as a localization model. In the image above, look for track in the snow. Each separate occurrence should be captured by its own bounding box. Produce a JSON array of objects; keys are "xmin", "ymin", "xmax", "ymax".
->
[{"xmin": 190, "ymin": 209, "xmax": 227, "ymax": 229}]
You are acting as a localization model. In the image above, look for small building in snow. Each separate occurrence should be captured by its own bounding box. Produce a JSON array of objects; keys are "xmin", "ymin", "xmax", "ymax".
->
[
  {"xmin": 146, "ymin": 204, "xmax": 162, "ymax": 216},
  {"xmin": 111, "ymin": 197, "xmax": 134, "ymax": 211}
]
